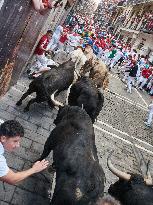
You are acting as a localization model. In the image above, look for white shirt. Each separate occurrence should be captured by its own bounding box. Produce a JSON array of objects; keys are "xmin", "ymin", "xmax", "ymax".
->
[
  {"xmin": 0, "ymin": 142, "xmax": 9, "ymax": 177},
  {"xmin": 52, "ymin": 25, "xmax": 63, "ymax": 40},
  {"xmin": 114, "ymin": 50, "xmax": 124, "ymax": 61}
]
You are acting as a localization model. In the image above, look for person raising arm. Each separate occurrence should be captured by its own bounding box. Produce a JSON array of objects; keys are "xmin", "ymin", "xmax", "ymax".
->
[{"xmin": 0, "ymin": 120, "xmax": 49, "ymax": 185}]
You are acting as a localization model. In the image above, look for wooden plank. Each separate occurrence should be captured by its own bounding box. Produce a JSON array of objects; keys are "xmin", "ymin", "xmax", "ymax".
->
[{"xmin": 0, "ymin": 0, "xmax": 48, "ymax": 96}]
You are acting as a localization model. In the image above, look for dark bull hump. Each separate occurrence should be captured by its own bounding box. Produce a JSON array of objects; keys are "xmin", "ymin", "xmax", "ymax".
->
[
  {"xmin": 68, "ymin": 77, "xmax": 104, "ymax": 123},
  {"xmin": 38, "ymin": 106, "xmax": 105, "ymax": 205}
]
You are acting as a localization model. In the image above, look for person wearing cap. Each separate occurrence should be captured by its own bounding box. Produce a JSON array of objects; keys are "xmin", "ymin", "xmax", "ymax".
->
[
  {"xmin": 144, "ymin": 100, "xmax": 153, "ymax": 127},
  {"xmin": 0, "ymin": 120, "xmax": 49, "ymax": 185}
]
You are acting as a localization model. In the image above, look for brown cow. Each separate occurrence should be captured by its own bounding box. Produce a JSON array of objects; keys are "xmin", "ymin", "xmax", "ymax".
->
[{"xmin": 80, "ymin": 57, "xmax": 109, "ymax": 90}]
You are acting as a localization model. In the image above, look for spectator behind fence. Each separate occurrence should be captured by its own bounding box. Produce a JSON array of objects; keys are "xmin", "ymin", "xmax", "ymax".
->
[
  {"xmin": 97, "ymin": 195, "xmax": 121, "ymax": 205},
  {"xmin": 0, "ymin": 120, "xmax": 49, "ymax": 185}
]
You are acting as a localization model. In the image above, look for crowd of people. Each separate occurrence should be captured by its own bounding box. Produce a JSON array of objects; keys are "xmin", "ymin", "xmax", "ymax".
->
[
  {"xmin": 27, "ymin": 12, "xmax": 153, "ymax": 127},
  {"xmin": 0, "ymin": 8, "xmax": 153, "ymax": 205},
  {"xmin": 31, "ymin": 13, "xmax": 153, "ymax": 95}
]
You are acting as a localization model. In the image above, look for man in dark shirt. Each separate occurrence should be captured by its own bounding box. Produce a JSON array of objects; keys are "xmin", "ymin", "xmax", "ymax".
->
[{"xmin": 127, "ymin": 60, "xmax": 138, "ymax": 93}]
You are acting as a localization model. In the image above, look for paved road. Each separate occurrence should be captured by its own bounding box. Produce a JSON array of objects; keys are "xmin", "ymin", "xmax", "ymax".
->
[{"xmin": 0, "ymin": 71, "xmax": 153, "ymax": 205}]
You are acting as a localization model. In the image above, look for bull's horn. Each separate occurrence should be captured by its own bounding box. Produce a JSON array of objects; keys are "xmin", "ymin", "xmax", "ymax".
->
[
  {"xmin": 65, "ymin": 84, "xmax": 73, "ymax": 105},
  {"xmin": 107, "ymin": 151, "xmax": 131, "ymax": 181},
  {"xmin": 51, "ymin": 90, "xmax": 64, "ymax": 107},
  {"xmin": 145, "ymin": 178, "xmax": 153, "ymax": 186}
]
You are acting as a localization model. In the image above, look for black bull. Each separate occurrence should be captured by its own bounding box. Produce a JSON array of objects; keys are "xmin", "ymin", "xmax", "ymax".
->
[
  {"xmin": 38, "ymin": 106, "xmax": 105, "ymax": 205},
  {"xmin": 68, "ymin": 77, "xmax": 104, "ymax": 123},
  {"xmin": 16, "ymin": 61, "xmax": 75, "ymax": 111},
  {"xmin": 107, "ymin": 154, "xmax": 153, "ymax": 205},
  {"xmin": 108, "ymin": 175, "xmax": 153, "ymax": 205}
]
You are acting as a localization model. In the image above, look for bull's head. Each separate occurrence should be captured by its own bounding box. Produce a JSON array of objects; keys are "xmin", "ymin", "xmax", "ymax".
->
[
  {"xmin": 107, "ymin": 151, "xmax": 153, "ymax": 186},
  {"xmin": 108, "ymin": 152, "xmax": 153, "ymax": 204}
]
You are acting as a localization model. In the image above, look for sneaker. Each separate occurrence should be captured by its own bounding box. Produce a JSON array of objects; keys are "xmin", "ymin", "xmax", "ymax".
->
[{"xmin": 144, "ymin": 121, "xmax": 151, "ymax": 127}]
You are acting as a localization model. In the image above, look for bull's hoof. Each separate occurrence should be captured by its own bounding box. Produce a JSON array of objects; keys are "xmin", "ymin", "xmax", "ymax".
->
[
  {"xmin": 23, "ymin": 107, "xmax": 29, "ymax": 112},
  {"xmin": 16, "ymin": 101, "xmax": 22, "ymax": 106}
]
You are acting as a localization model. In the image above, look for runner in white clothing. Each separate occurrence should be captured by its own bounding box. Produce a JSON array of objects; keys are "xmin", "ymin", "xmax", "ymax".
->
[
  {"xmin": 144, "ymin": 101, "xmax": 153, "ymax": 127},
  {"xmin": 47, "ymin": 25, "xmax": 63, "ymax": 51},
  {"xmin": 110, "ymin": 48, "xmax": 124, "ymax": 70}
]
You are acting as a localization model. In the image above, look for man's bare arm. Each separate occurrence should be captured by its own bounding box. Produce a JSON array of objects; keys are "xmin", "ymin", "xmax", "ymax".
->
[{"xmin": 0, "ymin": 159, "xmax": 49, "ymax": 185}]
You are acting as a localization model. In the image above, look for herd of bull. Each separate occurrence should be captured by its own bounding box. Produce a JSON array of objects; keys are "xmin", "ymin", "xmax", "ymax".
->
[{"xmin": 16, "ymin": 52, "xmax": 153, "ymax": 205}]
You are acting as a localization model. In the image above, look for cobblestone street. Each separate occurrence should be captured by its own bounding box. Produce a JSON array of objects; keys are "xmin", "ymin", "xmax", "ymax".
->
[{"xmin": 0, "ymin": 72, "xmax": 153, "ymax": 205}]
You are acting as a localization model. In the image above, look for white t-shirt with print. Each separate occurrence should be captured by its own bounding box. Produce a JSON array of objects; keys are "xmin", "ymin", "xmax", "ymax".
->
[{"xmin": 0, "ymin": 142, "xmax": 9, "ymax": 177}]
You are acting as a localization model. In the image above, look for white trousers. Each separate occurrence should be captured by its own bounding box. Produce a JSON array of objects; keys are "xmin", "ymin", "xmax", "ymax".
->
[
  {"xmin": 110, "ymin": 57, "xmax": 120, "ymax": 69},
  {"xmin": 48, "ymin": 36, "xmax": 59, "ymax": 51},
  {"xmin": 123, "ymin": 72, "xmax": 129, "ymax": 81},
  {"xmin": 139, "ymin": 76, "xmax": 148, "ymax": 89},
  {"xmin": 127, "ymin": 76, "xmax": 135, "ymax": 93},
  {"xmin": 58, "ymin": 42, "xmax": 65, "ymax": 51},
  {"xmin": 147, "ymin": 110, "xmax": 153, "ymax": 125},
  {"xmin": 32, "ymin": 54, "xmax": 47, "ymax": 71}
]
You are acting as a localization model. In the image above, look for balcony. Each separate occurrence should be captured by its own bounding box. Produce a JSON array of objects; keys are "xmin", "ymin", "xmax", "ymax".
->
[
  {"xmin": 121, "ymin": 12, "xmax": 153, "ymax": 34},
  {"xmin": 124, "ymin": 0, "xmax": 153, "ymax": 6}
]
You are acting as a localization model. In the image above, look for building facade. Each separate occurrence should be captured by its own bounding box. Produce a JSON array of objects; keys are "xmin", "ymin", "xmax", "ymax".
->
[
  {"xmin": 112, "ymin": 0, "xmax": 153, "ymax": 62},
  {"xmin": 0, "ymin": 0, "xmax": 75, "ymax": 97}
]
